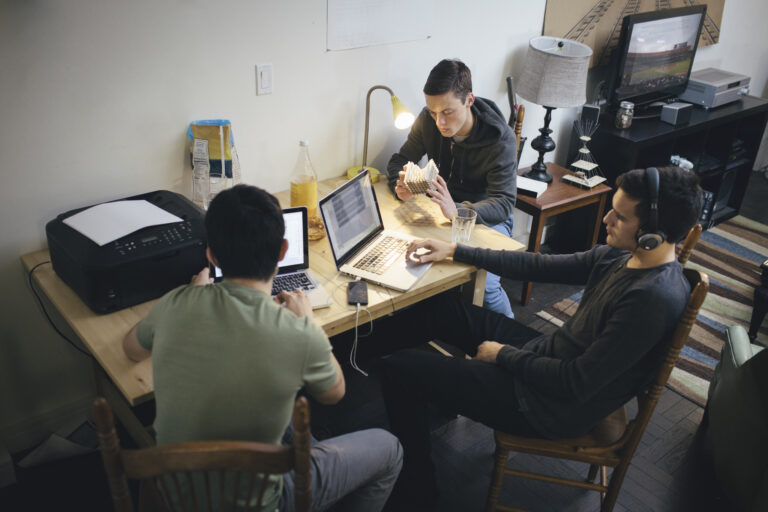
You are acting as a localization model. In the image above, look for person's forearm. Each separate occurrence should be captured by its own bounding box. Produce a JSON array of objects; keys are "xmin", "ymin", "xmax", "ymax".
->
[
  {"xmin": 453, "ymin": 245, "xmax": 599, "ymax": 285},
  {"xmin": 466, "ymin": 195, "xmax": 515, "ymax": 226},
  {"xmin": 314, "ymin": 356, "xmax": 346, "ymax": 404}
]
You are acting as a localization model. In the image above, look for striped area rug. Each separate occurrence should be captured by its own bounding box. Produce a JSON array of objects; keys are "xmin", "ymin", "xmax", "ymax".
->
[{"xmin": 536, "ymin": 216, "xmax": 768, "ymax": 407}]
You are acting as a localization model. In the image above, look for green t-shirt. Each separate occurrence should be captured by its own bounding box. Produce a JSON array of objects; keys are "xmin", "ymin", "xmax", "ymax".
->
[{"xmin": 136, "ymin": 280, "xmax": 337, "ymax": 510}]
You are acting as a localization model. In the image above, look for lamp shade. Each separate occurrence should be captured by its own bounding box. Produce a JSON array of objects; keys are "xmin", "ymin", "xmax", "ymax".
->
[
  {"xmin": 517, "ymin": 37, "xmax": 592, "ymax": 108},
  {"xmin": 391, "ymin": 95, "xmax": 415, "ymax": 129}
]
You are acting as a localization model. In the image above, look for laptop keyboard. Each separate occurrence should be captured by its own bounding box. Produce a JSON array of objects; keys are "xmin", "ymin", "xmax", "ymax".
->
[
  {"xmin": 353, "ymin": 236, "xmax": 409, "ymax": 275},
  {"xmin": 272, "ymin": 272, "xmax": 316, "ymax": 296}
]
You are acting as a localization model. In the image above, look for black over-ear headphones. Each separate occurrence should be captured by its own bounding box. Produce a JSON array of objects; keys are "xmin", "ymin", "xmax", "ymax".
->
[{"xmin": 635, "ymin": 167, "xmax": 666, "ymax": 250}]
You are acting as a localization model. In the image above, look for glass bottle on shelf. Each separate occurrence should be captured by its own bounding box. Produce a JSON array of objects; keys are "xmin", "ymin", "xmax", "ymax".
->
[
  {"xmin": 290, "ymin": 140, "xmax": 325, "ymax": 240},
  {"xmin": 615, "ymin": 101, "xmax": 634, "ymax": 129}
]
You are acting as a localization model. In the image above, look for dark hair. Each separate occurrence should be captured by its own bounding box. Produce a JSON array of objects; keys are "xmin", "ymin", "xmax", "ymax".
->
[
  {"xmin": 616, "ymin": 166, "xmax": 702, "ymax": 243},
  {"xmin": 423, "ymin": 59, "xmax": 473, "ymax": 102},
  {"xmin": 205, "ymin": 184, "xmax": 285, "ymax": 280}
]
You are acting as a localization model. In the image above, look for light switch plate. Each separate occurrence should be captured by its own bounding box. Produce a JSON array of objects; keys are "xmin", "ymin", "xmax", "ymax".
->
[{"xmin": 256, "ymin": 63, "xmax": 273, "ymax": 95}]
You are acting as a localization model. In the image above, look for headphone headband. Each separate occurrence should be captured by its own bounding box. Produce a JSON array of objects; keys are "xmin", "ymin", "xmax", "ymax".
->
[{"xmin": 636, "ymin": 167, "xmax": 665, "ymax": 250}]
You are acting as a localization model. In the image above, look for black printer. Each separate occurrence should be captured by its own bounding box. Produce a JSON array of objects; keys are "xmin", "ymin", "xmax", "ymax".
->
[{"xmin": 46, "ymin": 190, "xmax": 207, "ymax": 314}]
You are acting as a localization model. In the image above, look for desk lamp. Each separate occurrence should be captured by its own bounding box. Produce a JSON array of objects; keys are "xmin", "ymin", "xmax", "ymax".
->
[
  {"xmin": 346, "ymin": 85, "xmax": 415, "ymax": 180},
  {"xmin": 517, "ymin": 36, "xmax": 592, "ymax": 183}
]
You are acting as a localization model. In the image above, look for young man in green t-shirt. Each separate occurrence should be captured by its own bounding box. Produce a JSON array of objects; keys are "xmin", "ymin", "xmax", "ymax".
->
[{"xmin": 123, "ymin": 184, "xmax": 402, "ymax": 512}]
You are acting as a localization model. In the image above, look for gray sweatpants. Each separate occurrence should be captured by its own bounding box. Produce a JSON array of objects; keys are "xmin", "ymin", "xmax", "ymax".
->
[{"xmin": 279, "ymin": 428, "xmax": 403, "ymax": 512}]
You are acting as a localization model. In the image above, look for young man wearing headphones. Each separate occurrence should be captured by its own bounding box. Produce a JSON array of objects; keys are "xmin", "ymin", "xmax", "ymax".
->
[{"xmin": 376, "ymin": 166, "xmax": 702, "ymax": 510}]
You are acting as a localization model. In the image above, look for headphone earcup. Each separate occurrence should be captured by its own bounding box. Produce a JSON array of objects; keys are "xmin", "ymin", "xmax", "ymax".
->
[{"xmin": 636, "ymin": 229, "xmax": 665, "ymax": 251}]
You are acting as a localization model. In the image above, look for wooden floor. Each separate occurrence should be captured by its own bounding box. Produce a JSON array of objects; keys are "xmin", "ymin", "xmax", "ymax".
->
[{"xmin": 3, "ymin": 172, "xmax": 765, "ymax": 511}]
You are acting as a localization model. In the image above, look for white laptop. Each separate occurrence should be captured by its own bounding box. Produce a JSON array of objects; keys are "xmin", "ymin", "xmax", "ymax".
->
[
  {"xmin": 212, "ymin": 206, "xmax": 332, "ymax": 309},
  {"xmin": 319, "ymin": 169, "xmax": 432, "ymax": 292}
]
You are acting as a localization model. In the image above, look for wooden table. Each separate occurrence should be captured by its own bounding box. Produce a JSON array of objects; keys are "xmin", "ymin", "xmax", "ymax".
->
[
  {"xmin": 515, "ymin": 163, "xmax": 611, "ymax": 305},
  {"xmin": 21, "ymin": 177, "xmax": 524, "ymax": 447}
]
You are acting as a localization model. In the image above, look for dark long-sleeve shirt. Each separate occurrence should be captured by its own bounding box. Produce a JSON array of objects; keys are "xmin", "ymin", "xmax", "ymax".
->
[{"xmin": 453, "ymin": 244, "xmax": 690, "ymax": 438}]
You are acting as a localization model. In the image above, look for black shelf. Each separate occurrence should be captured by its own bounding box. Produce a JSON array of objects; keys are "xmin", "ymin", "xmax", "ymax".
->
[{"xmin": 590, "ymin": 95, "xmax": 768, "ymax": 230}]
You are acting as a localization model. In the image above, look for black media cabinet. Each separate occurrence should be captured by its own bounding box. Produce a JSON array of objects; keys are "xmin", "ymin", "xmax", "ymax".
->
[{"xmin": 591, "ymin": 95, "xmax": 768, "ymax": 226}]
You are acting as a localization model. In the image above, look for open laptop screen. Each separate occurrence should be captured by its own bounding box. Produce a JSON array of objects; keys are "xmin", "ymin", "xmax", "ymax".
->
[
  {"xmin": 278, "ymin": 207, "xmax": 308, "ymax": 273},
  {"xmin": 211, "ymin": 206, "xmax": 308, "ymax": 281},
  {"xmin": 319, "ymin": 170, "xmax": 383, "ymax": 266}
]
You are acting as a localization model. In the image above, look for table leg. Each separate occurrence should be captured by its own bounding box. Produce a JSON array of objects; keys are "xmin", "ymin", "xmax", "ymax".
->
[
  {"xmin": 588, "ymin": 195, "xmax": 608, "ymax": 247},
  {"xmin": 463, "ymin": 269, "xmax": 487, "ymax": 307},
  {"xmin": 93, "ymin": 363, "xmax": 155, "ymax": 448},
  {"xmin": 521, "ymin": 214, "xmax": 545, "ymax": 305}
]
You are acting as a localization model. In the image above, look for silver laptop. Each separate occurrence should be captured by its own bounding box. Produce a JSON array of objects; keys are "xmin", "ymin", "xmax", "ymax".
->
[
  {"xmin": 319, "ymin": 169, "xmax": 432, "ymax": 292},
  {"xmin": 212, "ymin": 206, "xmax": 332, "ymax": 309}
]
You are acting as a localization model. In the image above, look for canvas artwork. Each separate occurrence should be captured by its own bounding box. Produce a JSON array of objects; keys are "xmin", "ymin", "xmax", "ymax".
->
[{"xmin": 544, "ymin": 0, "xmax": 725, "ymax": 68}]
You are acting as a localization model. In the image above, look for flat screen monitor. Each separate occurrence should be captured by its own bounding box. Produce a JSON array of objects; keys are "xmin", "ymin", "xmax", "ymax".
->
[{"xmin": 609, "ymin": 6, "xmax": 706, "ymax": 110}]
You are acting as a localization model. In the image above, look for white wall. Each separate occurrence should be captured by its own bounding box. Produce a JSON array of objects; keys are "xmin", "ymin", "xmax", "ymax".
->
[{"xmin": 1, "ymin": 0, "xmax": 766, "ymax": 452}]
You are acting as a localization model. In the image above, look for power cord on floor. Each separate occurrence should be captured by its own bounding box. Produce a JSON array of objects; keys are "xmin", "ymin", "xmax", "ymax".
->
[{"xmin": 27, "ymin": 261, "xmax": 92, "ymax": 358}]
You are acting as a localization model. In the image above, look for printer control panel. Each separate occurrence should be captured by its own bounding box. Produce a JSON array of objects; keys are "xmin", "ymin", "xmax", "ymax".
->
[{"xmin": 113, "ymin": 221, "xmax": 196, "ymax": 256}]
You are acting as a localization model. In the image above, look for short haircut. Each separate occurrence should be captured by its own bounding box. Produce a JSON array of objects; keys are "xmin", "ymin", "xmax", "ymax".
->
[
  {"xmin": 205, "ymin": 184, "xmax": 285, "ymax": 280},
  {"xmin": 616, "ymin": 166, "xmax": 703, "ymax": 243},
  {"xmin": 423, "ymin": 59, "xmax": 473, "ymax": 102}
]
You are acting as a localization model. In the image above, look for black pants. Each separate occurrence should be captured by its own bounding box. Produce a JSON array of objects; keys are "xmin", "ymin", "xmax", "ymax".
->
[{"xmin": 374, "ymin": 291, "xmax": 543, "ymax": 505}]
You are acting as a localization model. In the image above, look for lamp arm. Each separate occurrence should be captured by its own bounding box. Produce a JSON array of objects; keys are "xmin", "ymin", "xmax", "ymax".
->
[{"xmin": 363, "ymin": 85, "xmax": 395, "ymax": 169}]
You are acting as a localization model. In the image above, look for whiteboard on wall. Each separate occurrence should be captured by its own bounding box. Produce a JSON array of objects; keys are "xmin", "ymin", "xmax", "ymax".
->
[{"xmin": 327, "ymin": 0, "xmax": 432, "ymax": 51}]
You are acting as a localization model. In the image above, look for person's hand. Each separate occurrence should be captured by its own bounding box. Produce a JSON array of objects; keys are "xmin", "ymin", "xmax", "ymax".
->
[
  {"xmin": 473, "ymin": 341, "xmax": 504, "ymax": 363},
  {"xmin": 394, "ymin": 168, "xmax": 414, "ymax": 201},
  {"xmin": 427, "ymin": 174, "xmax": 458, "ymax": 220},
  {"xmin": 405, "ymin": 238, "xmax": 456, "ymax": 264},
  {"xmin": 275, "ymin": 289, "xmax": 313, "ymax": 320},
  {"xmin": 190, "ymin": 267, "xmax": 213, "ymax": 286}
]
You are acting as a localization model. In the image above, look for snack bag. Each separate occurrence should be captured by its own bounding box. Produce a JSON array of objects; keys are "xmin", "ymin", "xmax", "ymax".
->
[{"xmin": 187, "ymin": 120, "xmax": 242, "ymax": 207}]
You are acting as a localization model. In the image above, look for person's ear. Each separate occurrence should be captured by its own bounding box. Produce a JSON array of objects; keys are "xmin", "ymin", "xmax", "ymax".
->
[
  {"xmin": 205, "ymin": 247, "xmax": 220, "ymax": 267},
  {"xmin": 465, "ymin": 92, "xmax": 475, "ymax": 108},
  {"xmin": 277, "ymin": 239, "xmax": 289, "ymax": 262}
]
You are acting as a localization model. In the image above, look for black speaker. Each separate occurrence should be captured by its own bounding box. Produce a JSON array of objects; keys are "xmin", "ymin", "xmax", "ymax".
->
[{"xmin": 660, "ymin": 102, "xmax": 693, "ymax": 126}]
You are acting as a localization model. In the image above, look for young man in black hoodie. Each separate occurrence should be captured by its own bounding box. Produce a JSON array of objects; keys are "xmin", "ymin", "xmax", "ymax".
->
[{"xmin": 387, "ymin": 59, "xmax": 517, "ymax": 318}]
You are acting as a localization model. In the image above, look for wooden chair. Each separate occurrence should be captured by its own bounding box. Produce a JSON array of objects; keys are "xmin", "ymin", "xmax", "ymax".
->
[
  {"xmin": 505, "ymin": 75, "xmax": 526, "ymax": 164},
  {"xmin": 485, "ymin": 268, "xmax": 709, "ymax": 512},
  {"xmin": 676, "ymin": 223, "xmax": 703, "ymax": 265},
  {"xmin": 514, "ymin": 105, "xmax": 526, "ymax": 164},
  {"xmin": 93, "ymin": 396, "xmax": 312, "ymax": 512}
]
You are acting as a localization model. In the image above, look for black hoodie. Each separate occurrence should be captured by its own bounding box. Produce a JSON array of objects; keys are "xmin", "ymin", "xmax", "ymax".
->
[{"xmin": 386, "ymin": 97, "xmax": 517, "ymax": 226}]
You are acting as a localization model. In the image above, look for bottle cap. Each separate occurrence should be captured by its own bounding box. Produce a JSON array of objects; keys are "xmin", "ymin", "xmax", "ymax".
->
[{"xmin": 299, "ymin": 139, "xmax": 309, "ymax": 147}]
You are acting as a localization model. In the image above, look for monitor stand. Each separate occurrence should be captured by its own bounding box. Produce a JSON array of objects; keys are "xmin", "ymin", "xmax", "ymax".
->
[{"xmin": 633, "ymin": 94, "xmax": 675, "ymax": 120}]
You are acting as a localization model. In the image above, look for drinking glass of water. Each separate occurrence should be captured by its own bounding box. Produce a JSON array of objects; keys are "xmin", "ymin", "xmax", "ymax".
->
[{"xmin": 451, "ymin": 207, "xmax": 477, "ymax": 244}]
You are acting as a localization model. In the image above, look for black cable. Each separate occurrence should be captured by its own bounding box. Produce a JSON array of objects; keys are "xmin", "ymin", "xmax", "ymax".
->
[
  {"xmin": 591, "ymin": 80, "xmax": 607, "ymax": 105},
  {"xmin": 27, "ymin": 261, "xmax": 92, "ymax": 358}
]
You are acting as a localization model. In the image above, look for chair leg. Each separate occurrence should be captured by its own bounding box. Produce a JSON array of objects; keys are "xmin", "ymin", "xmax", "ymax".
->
[
  {"xmin": 601, "ymin": 466, "xmax": 608, "ymax": 498},
  {"xmin": 486, "ymin": 443, "xmax": 511, "ymax": 512},
  {"xmin": 601, "ymin": 462, "xmax": 629, "ymax": 512},
  {"xmin": 586, "ymin": 464, "xmax": 599, "ymax": 483}
]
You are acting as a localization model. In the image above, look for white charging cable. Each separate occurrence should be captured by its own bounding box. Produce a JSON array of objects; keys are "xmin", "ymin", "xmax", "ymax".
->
[{"xmin": 350, "ymin": 301, "xmax": 373, "ymax": 376}]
